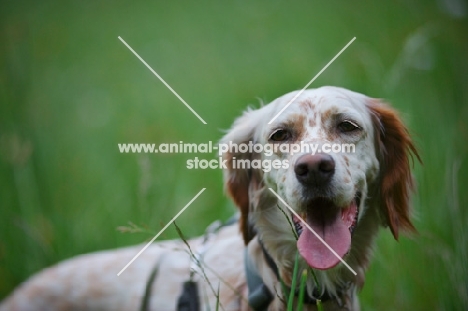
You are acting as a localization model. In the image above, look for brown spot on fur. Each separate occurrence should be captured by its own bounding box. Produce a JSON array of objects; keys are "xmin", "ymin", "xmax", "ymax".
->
[
  {"xmin": 320, "ymin": 106, "xmax": 340, "ymax": 142},
  {"xmin": 299, "ymin": 99, "xmax": 316, "ymax": 111},
  {"xmin": 224, "ymin": 151, "xmax": 251, "ymax": 243},
  {"xmin": 367, "ymin": 99, "xmax": 422, "ymax": 240},
  {"xmin": 280, "ymin": 269, "xmax": 293, "ymax": 286},
  {"xmin": 325, "ymin": 130, "xmax": 339, "ymax": 142},
  {"xmin": 308, "ymin": 117, "xmax": 316, "ymax": 127},
  {"xmin": 321, "ymin": 106, "xmax": 339, "ymax": 122},
  {"xmin": 284, "ymin": 114, "xmax": 306, "ymax": 140},
  {"xmin": 299, "ymin": 100, "xmax": 310, "ymax": 110}
]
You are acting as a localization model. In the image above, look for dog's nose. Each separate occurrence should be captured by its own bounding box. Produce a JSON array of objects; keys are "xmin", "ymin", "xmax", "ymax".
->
[{"xmin": 294, "ymin": 153, "xmax": 335, "ymax": 185}]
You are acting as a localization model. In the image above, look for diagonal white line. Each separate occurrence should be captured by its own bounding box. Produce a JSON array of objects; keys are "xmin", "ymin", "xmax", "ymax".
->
[
  {"xmin": 268, "ymin": 188, "xmax": 357, "ymax": 275},
  {"xmin": 268, "ymin": 37, "xmax": 356, "ymax": 124},
  {"xmin": 118, "ymin": 36, "xmax": 207, "ymax": 125},
  {"xmin": 117, "ymin": 188, "xmax": 206, "ymax": 276}
]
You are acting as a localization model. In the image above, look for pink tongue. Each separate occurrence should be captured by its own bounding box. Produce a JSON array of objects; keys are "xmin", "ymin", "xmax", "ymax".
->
[{"xmin": 297, "ymin": 204, "xmax": 355, "ymax": 270}]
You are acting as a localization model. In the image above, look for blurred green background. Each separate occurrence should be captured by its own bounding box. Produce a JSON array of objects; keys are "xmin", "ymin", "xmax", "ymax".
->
[{"xmin": 1, "ymin": 0, "xmax": 467, "ymax": 309}]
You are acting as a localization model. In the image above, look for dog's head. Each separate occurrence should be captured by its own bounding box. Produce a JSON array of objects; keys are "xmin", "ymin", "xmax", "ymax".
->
[{"xmin": 221, "ymin": 86, "xmax": 420, "ymax": 274}]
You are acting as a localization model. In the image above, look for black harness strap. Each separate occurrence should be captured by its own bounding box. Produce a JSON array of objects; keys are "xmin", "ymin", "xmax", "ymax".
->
[
  {"xmin": 140, "ymin": 255, "xmax": 164, "ymax": 311},
  {"xmin": 244, "ymin": 246, "xmax": 274, "ymax": 311},
  {"xmin": 258, "ymin": 239, "xmax": 279, "ymax": 278},
  {"xmin": 176, "ymin": 281, "xmax": 200, "ymax": 311}
]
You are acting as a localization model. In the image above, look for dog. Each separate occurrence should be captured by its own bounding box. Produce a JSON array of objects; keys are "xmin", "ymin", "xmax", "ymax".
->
[
  {"xmin": 220, "ymin": 86, "xmax": 420, "ymax": 310},
  {"xmin": 0, "ymin": 86, "xmax": 420, "ymax": 311}
]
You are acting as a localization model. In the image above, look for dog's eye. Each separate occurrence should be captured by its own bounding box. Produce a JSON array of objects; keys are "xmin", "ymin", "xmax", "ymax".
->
[
  {"xmin": 338, "ymin": 120, "xmax": 360, "ymax": 132},
  {"xmin": 269, "ymin": 129, "xmax": 290, "ymax": 142}
]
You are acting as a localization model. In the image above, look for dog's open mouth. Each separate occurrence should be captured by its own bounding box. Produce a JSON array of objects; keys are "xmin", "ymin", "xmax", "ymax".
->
[{"xmin": 293, "ymin": 192, "xmax": 360, "ymax": 270}]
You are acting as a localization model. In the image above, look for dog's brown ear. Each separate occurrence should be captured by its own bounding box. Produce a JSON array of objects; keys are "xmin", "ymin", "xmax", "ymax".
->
[
  {"xmin": 220, "ymin": 108, "xmax": 263, "ymax": 244},
  {"xmin": 367, "ymin": 99, "xmax": 421, "ymax": 240}
]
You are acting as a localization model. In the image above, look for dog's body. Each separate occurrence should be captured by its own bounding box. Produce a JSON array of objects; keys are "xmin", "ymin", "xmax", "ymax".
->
[
  {"xmin": 1, "ymin": 86, "xmax": 419, "ymax": 311},
  {"xmin": 0, "ymin": 224, "xmax": 249, "ymax": 311}
]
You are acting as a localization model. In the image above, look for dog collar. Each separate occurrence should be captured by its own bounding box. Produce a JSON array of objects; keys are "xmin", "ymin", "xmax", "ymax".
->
[{"xmin": 244, "ymin": 246, "xmax": 274, "ymax": 311}]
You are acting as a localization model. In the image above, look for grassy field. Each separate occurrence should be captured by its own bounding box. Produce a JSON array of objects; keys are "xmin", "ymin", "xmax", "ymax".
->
[{"xmin": 1, "ymin": 0, "xmax": 467, "ymax": 309}]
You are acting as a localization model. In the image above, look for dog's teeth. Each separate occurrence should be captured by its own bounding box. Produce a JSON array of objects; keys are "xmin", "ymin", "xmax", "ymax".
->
[{"xmin": 294, "ymin": 219, "xmax": 303, "ymax": 236}]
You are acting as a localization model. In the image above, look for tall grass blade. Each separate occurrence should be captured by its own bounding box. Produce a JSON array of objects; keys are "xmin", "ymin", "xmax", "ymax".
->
[
  {"xmin": 296, "ymin": 269, "xmax": 308, "ymax": 311},
  {"xmin": 287, "ymin": 252, "xmax": 300, "ymax": 310}
]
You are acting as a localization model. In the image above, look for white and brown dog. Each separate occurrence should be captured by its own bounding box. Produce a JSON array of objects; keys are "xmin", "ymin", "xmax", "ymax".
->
[{"xmin": 0, "ymin": 86, "xmax": 420, "ymax": 311}]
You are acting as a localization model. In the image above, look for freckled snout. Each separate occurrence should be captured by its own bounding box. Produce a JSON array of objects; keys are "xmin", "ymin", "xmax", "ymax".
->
[{"xmin": 294, "ymin": 153, "xmax": 335, "ymax": 186}]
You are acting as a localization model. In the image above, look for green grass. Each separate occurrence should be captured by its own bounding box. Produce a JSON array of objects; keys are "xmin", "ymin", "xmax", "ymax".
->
[{"xmin": 1, "ymin": 1, "xmax": 467, "ymax": 310}]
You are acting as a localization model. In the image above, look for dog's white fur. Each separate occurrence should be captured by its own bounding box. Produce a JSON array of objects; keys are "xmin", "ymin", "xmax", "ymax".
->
[{"xmin": 0, "ymin": 86, "xmax": 419, "ymax": 311}]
